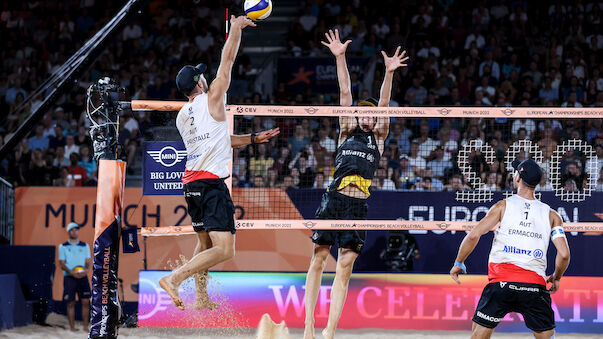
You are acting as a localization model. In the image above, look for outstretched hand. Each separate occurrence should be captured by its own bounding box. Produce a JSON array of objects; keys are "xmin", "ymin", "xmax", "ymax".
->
[
  {"xmin": 230, "ymin": 15, "xmax": 256, "ymax": 29},
  {"xmin": 381, "ymin": 46, "xmax": 409, "ymax": 72},
  {"xmin": 321, "ymin": 29, "xmax": 351, "ymax": 57},
  {"xmin": 255, "ymin": 128, "xmax": 280, "ymax": 143}
]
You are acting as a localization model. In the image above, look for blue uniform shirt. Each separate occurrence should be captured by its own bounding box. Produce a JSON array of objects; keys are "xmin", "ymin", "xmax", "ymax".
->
[{"xmin": 58, "ymin": 240, "xmax": 90, "ymax": 276}]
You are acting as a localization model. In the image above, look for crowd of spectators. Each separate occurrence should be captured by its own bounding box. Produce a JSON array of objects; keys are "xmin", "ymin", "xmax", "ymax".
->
[
  {"xmin": 0, "ymin": 0, "xmax": 601, "ymax": 193},
  {"xmin": 0, "ymin": 0, "xmax": 230, "ymax": 186},
  {"xmin": 284, "ymin": 0, "xmax": 602, "ymax": 108}
]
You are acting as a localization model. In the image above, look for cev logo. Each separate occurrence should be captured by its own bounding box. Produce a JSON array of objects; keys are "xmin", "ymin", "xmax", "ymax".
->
[
  {"xmin": 137, "ymin": 278, "xmax": 173, "ymax": 320},
  {"xmin": 147, "ymin": 146, "xmax": 187, "ymax": 167}
]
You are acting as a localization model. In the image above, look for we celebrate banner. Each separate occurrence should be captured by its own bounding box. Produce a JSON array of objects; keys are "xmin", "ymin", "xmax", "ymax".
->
[{"xmin": 138, "ymin": 271, "xmax": 603, "ymax": 333}]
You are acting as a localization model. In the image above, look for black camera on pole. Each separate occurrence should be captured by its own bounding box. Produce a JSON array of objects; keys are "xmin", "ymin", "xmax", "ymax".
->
[{"xmin": 381, "ymin": 231, "xmax": 419, "ymax": 272}]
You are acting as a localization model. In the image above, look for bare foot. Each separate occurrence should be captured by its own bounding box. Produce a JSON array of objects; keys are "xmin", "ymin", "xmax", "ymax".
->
[
  {"xmin": 322, "ymin": 328, "xmax": 334, "ymax": 339},
  {"xmin": 159, "ymin": 275, "xmax": 184, "ymax": 310},
  {"xmin": 69, "ymin": 327, "xmax": 77, "ymax": 332},
  {"xmin": 82, "ymin": 326, "xmax": 89, "ymax": 332}
]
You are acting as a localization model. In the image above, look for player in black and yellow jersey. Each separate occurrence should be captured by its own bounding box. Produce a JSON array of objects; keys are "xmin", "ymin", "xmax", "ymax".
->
[{"xmin": 303, "ymin": 29, "xmax": 408, "ymax": 339}]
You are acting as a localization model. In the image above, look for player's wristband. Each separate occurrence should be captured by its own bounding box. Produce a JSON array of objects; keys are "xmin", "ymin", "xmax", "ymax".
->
[
  {"xmin": 455, "ymin": 261, "xmax": 467, "ymax": 274},
  {"xmin": 250, "ymin": 132, "xmax": 256, "ymax": 145}
]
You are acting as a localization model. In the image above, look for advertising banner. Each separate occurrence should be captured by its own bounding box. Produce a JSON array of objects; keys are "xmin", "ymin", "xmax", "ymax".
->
[
  {"xmin": 142, "ymin": 141, "xmax": 187, "ymax": 195},
  {"xmin": 138, "ymin": 271, "xmax": 603, "ymax": 333},
  {"xmin": 278, "ymin": 57, "xmax": 368, "ymax": 93}
]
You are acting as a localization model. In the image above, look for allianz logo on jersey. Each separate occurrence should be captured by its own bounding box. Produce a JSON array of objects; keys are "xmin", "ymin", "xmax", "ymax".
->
[
  {"xmin": 502, "ymin": 245, "xmax": 544, "ymax": 259},
  {"xmin": 147, "ymin": 146, "xmax": 187, "ymax": 167}
]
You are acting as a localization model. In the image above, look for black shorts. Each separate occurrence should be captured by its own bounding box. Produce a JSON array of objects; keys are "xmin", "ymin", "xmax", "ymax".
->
[
  {"xmin": 63, "ymin": 276, "xmax": 91, "ymax": 301},
  {"xmin": 311, "ymin": 190, "xmax": 368, "ymax": 253},
  {"xmin": 473, "ymin": 282, "xmax": 555, "ymax": 332},
  {"xmin": 184, "ymin": 178, "xmax": 235, "ymax": 234}
]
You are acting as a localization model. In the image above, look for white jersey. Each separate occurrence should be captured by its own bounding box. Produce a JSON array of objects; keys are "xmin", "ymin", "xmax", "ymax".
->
[
  {"xmin": 176, "ymin": 93, "xmax": 231, "ymax": 183},
  {"xmin": 488, "ymin": 195, "xmax": 552, "ymax": 281}
]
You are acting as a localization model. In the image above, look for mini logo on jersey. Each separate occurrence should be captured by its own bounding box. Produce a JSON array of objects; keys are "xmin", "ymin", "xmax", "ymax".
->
[
  {"xmin": 437, "ymin": 108, "xmax": 451, "ymax": 115},
  {"xmin": 303, "ymin": 221, "xmax": 316, "ymax": 229},
  {"xmin": 188, "ymin": 106, "xmax": 193, "ymax": 114},
  {"xmin": 304, "ymin": 107, "xmax": 319, "ymax": 114},
  {"xmin": 533, "ymin": 249, "xmax": 543, "ymax": 259},
  {"xmin": 501, "ymin": 108, "xmax": 515, "ymax": 116},
  {"xmin": 524, "ymin": 203, "xmax": 531, "ymax": 210},
  {"xmin": 147, "ymin": 146, "xmax": 187, "ymax": 167},
  {"xmin": 499, "ymin": 282, "xmax": 507, "ymax": 288}
]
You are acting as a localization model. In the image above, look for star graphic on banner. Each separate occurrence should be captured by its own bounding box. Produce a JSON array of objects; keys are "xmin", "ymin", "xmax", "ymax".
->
[{"xmin": 288, "ymin": 67, "xmax": 314, "ymax": 85}]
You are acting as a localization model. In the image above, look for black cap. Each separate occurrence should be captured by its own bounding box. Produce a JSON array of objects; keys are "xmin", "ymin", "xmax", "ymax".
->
[
  {"xmin": 358, "ymin": 97, "xmax": 378, "ymax": 107},
  {"xmin": 176, "ymin": 63, "xmax": 207, "ymax": 95},
  {"xmin": 512, "ymin": 158, "xmax": 542, "ymax": 187}
]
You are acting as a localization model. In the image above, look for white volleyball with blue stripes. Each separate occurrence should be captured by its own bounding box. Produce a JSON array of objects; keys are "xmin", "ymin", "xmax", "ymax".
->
[{"xmin": 244, "ymin": 0, "xmax": 272, "ymax": 20}]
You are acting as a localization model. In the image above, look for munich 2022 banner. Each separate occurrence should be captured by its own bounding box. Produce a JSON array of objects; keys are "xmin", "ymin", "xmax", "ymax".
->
[
  {"xmin": 142, "ymin": 141, "xmax": 187, "ymax": 195},
  {"xmin": 138, "ymin": 271, "xmax": 603, "ymax": 333}
]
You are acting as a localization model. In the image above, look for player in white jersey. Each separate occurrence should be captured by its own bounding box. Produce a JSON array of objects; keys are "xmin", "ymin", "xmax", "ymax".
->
[
  {"xmin": 450, "ymin": 158, "xmax": 570, "ymax": 339},
  {"xmin": 159, "ymin": 15, "xmax": 279, "ymax": 311}
]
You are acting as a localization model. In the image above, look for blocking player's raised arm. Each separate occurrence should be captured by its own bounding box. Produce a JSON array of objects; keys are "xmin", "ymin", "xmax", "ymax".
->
[
  {"xmin": 208, "ymin": 15, "xmax": 256, "ymax": 120},
  {"xmin": 378, "ymin": 47, "xmax": 409, "ymax": 107},
  {"xmin": 321, "ymin": 29, "xmax": 352, "ymax": 106}
]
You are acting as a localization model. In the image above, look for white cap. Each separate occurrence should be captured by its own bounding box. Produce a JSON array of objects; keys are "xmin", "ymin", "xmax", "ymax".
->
[{"xmin": 66, "ymin": 222, "xmax": 80, "ymax": 232}]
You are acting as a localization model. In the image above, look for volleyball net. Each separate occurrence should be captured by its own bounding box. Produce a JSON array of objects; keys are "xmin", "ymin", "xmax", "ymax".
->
[{"xmin": 129, "ymin": 102, "xmax": 603, "ymax": 235}]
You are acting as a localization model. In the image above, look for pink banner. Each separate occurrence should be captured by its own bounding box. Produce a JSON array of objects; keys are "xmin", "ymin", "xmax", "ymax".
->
[{"xmin": 138, "ymin": 271, "xmax": 603, "ymax": 333}]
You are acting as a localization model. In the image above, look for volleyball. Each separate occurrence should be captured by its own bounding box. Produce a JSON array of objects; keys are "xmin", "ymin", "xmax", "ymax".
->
[{"xmin": 244, "ymin": 0, "xmax": 272, "ymax": 21}]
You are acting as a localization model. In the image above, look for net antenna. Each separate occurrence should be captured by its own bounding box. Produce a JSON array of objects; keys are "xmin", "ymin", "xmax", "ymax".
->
[{"xmin": 86, "ymin": 77, "xmax": 124, "ymax": 161}]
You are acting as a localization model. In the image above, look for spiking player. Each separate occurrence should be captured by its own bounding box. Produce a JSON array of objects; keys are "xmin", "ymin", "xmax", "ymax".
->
[{"xmin": 159, "ymin": 15, "xmax": 279, "ymax": 310}]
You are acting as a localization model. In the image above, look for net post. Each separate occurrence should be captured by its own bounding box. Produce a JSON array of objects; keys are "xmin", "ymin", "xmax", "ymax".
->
[{"xmin": 86, "ymin": 78, "xmax": 126, "ymax": 339}]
